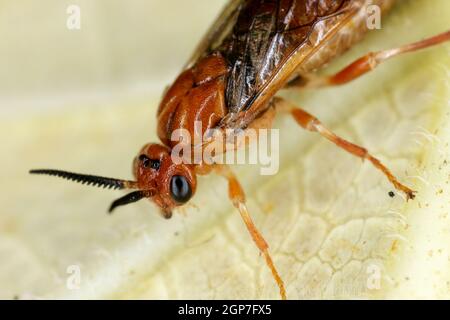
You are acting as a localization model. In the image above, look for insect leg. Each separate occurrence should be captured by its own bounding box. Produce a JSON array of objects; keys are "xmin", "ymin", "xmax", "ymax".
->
[
  {"xmin": 214, "ymin": 164, "xmax": 287, "ymax": 300},
  {"xmin": 275, "ymin": 97, "xmax": 416, "ymax": 200},
  {"xmin": 287, "ymin": 30, "xmax": 450, "ymax": 89}
]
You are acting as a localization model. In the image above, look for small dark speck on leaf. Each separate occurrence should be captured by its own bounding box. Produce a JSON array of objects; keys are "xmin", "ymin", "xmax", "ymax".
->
[{"xmin": 388, "ymin": 191, "xmax": 395, "ymax": 198}]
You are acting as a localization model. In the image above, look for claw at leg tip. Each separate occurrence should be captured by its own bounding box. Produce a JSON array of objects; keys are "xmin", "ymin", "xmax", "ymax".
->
[{"xmin": 406, "ymin": 190, "xmax": 417, "ymax": 201}]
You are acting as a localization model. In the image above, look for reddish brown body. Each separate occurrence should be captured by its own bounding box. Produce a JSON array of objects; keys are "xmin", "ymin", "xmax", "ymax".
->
[
  {"xmin": 158, "ymin": 0, "xmax": 395, "ymax": 145},
  {"xmin": 31, "ymin": 0, "xmax": 450, "ymax": 299},
  {"xmin": 157, "ymin": 54, "xmax": 228, "ymax": 148}
]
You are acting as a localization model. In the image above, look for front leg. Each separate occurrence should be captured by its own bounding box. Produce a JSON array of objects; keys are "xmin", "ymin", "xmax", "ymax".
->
[
  {"xmin": 274, "ymin": 97, "xmax": 416, "ymax": 200},
  {"xmin": 214, "ymin": 165, "xmax": 287, "ymax": 300}
]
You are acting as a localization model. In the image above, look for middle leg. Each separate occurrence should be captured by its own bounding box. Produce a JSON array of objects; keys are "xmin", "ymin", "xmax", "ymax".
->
[{"xmin": 274, "ymin": 97, "xmax": 416, "ymax": 200}]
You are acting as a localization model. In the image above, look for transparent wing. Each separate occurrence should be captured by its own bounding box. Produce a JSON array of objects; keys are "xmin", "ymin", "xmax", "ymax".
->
[{"xmin": 187, "ymin": 0, "xmax": 394, "ymax": 129}]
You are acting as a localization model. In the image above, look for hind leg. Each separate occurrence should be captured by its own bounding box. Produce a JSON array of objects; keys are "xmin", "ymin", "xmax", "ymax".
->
[{"xmin": 287, "ymin": 30, "xmax": 450, "ymax": 89}]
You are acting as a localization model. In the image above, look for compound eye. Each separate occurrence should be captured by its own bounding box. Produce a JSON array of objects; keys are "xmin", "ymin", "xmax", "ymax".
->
[
  {"xmin": 139, "ymin": 155, "xmax": 160, "ymax": 170},
  {"xmin": 170, "ymin": 175, "xmax": 192, "ymax": 204}
]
